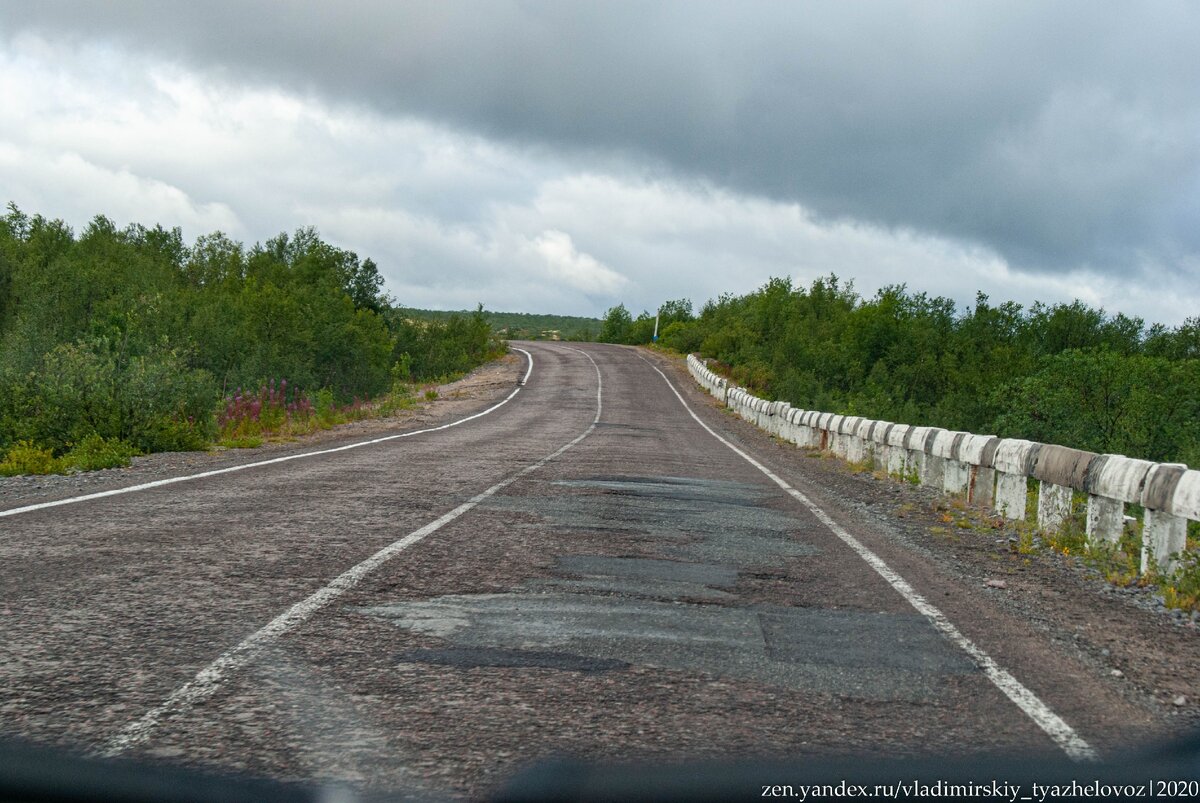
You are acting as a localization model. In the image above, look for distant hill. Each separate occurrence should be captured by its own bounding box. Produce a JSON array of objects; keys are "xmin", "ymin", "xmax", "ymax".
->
[{"xmin": 398, "ymin": 308, "xmax": 601, "ymax": 342}]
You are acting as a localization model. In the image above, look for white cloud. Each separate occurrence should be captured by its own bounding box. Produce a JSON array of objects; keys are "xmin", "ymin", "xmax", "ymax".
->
[
  {"xmin": 520, "ymin": 230, "xmax": 627, "ymax": 295},
  {"xmin": 1, "ymin": 33, "xmax": 1197, "ymax": 324},
  {"xmin": 0, "ymin": 143, "xmax": 241, "ymax": 236}
]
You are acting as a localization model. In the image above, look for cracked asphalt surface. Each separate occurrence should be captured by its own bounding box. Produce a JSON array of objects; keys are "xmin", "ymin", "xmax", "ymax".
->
[{"xmin": 1, "ymin": 342, "xmax": 1195, "ymax": 798}]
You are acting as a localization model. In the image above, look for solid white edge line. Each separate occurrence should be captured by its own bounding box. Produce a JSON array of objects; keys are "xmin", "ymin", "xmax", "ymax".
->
[
  {"xmin": 101, "ymin": 346, "xmax": 602, "ymax": 757},
  {"xmin": 639, "ymin": 352, "xmax": 1097, "ymax": 763},
  {"xmin": 1, "ymin": 349, "xmax": 538, "ymax": 520}
]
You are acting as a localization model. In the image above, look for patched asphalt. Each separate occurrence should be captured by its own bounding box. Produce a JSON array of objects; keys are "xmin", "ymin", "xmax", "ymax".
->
[
  {"xmin": 365, "ymin": 591, "xmax": 975, "ymax": 701},
  {"xmin": 363, "ymin": 472, "xmax": 975, "ymax": 701}
]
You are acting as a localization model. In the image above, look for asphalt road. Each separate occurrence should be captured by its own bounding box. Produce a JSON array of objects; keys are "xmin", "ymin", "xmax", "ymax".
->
[{"xmin": 0, "ymin": 342, "xmax": 1181, "ymax": 797}]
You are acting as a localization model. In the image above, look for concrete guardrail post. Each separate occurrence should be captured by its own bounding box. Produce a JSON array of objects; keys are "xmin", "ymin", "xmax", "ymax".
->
[
  {"xmin": 886, "ymin": 424, "xmax": 912, "ymax": 478},
  {"xmin": 929, "ymin": 431, "xmax": 965, "ymax": 494},
  {"xmin": 851, "ymin": 418, "xmax": 873, "ymax": 464},
  {"xmin": 795, "ymin": 409, "xmax": 810, "ymax": 446},
  {"xmin": 795, "ymin": 411, "xmax": 813, "ymax": 448},
  {"xmin": 837, "ymin": 416, "xmax": 862, "ymax": 461},
  {"xmin": 1037, "ymin": 484, "xmax": 1071, "ymax": 533},
  {"xmin": 834, "ymin": 416, "xmax": 850, "ymax": 459},
  {"xmin": 831, "ymin": 415, "xmax": 846, "ymax": 457},
  {"xmin": 1171, "ymin": 469, "xmax": 1200, "ymax": 523},
  {"xmin": 837, "ymin": 415, "xmax": 857, "ymax": 458},
  {"xmin": 992, "ymin": 440, "xmax": 1041, "ymax": 520},
  {"xmin": 811, "ymin": 411, "xmax": 825, "ymax": 449},
  {"xmin": 781, "ymin": 408, "xmax": 797, "ymax": 444},
  {"xmin": 902, "ymin": 427, "xmax": 932, "ymax": 484},
  {"xmin": 1085, "ymin": 494, "xmax": 1124, "ymax": 545},
  {"xmin": 1141, "ymin": 463, "xmax": 1189, "ymax": 575},
  {"xmin": 816, "ymin": 412, "xmax": 834, "ymax": 451},
  {"xmin": 1030, "ymin": 445, "xmax": 1097, "ymax": 534},
  {"xmin": 1163, "ymin": 468, "xmax": 1200, "ymax": 571},
  {"xmin": 916, "ymin": 428, "xmax": 945, "ymax": 487},
  {"xmin": 925, "ymin": 431, "xmax": 951, "ymax": 489},
  {"xmin": 957, "ymin": 434, "xmax": 1001, "ymax": 507},
  {"xmin": 870, "ymin": 423, "xmax": 893, "ymax": 472},
  {"xmin": 1082, "ymin": 455, "xmax": 1154, "ymax": 546},
  {"xmin": 771, "ymin": 402, "xmax": 788, "ymax": 437}
]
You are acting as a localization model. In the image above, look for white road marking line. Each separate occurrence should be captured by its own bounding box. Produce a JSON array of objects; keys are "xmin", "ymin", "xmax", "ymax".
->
[
  {"xmin": 1, "ymin": 349, "xmax": 537, "ymax": 520},
  {"xmin": 101, "ymin": 347, "xmax": 602, "ymax": 757},
  {"xmin": 640, "ymin": 352, "xmax": 1097, "ymax": 763}
]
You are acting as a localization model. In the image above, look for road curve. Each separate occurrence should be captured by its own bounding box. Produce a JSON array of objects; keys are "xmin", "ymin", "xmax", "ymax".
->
[{"xmin": 0, "ymin": 342, "xmax": 1172, "ymax": 797}]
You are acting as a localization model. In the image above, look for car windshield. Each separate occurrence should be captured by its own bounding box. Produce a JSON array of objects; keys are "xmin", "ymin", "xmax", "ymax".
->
[{"xmin": 1, "ymin": 4, "xmax": 1198, "ymax": 801}]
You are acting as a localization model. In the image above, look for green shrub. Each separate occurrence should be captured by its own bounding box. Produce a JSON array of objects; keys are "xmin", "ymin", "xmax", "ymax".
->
[
  {"xmin": 61, "ymin": 434, "xmax": 139, "ymax": 471},
  {"xmin": 386, "ymin": 305, "xmax": 507, "ymax": 380},
  {"xmin": 1, "ymin": 206, "xmax": 510, "ymax": 462},
  {"xmin": 314, "ymin": 387, "xmax": 338, "ymax": 427},
  {"xmin": 0, "ymin": 441, "xmax": 64, "ymax": 476},
  {"xmin": 639, "ymin": 276, "xmax": 1199, "ymax": 465},
  {"xmin": 1, "ymin": 337, "xmax": 216, "ymax": 454},
  {"xmin": 660, "ymin": 320, "xmax": 703, "ymax": 353},
  {"xmin": 378, "ymin": 382, "xmax": 417, "ymax": 416},
  {"xmin": 1161, "ymin": 549, "xmax": 1200, "ymax": 611}
]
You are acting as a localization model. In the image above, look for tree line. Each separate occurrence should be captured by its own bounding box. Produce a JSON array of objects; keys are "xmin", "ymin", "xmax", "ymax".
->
[
  {"xmin": 0, "ymin": 204, "xmax": 504, "ymax": 460},
  {"xmin": 599, "ymin": 277, "xmax": 1200, "ymax": 466},
  {"xmin": 400, "ymin": 308, "xmax": 601, "ymax": 341}
]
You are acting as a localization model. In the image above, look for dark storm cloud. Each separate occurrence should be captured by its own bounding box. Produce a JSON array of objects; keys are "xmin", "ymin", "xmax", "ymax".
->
[{"xmin": 5, "ymin": 1, "xmax": 1199, "ymax": 278}]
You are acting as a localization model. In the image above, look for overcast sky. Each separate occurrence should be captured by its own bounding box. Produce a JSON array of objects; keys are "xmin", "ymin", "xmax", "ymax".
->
[{"xmin": 2, "ymin": 2, "xmax": 1198, "ymax": 323}]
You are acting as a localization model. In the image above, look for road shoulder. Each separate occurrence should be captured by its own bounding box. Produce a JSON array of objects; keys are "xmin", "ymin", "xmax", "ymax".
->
[{"xmin": 0, "ymin": 352, "xmax": 525, "ymax": 511}]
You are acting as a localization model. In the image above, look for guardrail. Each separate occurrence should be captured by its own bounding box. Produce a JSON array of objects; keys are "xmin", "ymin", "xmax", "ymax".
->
[{"xmin": 687, "ymin": 354, "xmax": 1199, "ymax": 576}]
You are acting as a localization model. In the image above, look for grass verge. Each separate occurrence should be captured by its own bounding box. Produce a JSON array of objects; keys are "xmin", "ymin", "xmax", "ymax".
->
[{"xmin": 0, "ymin": 435, "xmax": 140, "ymax": 476}]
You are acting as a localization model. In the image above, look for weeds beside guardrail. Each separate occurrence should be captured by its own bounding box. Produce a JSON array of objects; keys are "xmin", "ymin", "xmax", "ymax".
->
[{"xmin": 687, "ymin": 353, "xmax": 1200, "ymax": 612}]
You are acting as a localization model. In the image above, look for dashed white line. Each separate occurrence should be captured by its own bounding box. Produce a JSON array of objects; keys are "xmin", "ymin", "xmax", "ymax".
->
[
  {"xmin": 1, "ymin": 349, "xmax": 536, "ymax": 521},
  {"xmin": 101, "ymin": 346, "xmax": 602, "ymax": 757},
  {"xmin": 640, "ymin": 352, "xmax": 1097, "ymax": 763}
]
